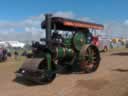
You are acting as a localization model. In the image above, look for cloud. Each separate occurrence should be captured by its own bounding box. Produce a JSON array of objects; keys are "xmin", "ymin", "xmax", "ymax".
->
[
  {"xmin": 102, "ymin": 21, "xmax": 128, "ymax": 38},
  {"xmin": 0, "ymin": 11, "xmax": 77, "ymax": 41},
  {"xmin": 79, "ymin": 17, "xmax": 94, "ymax": 22},
  {"xmin": 0, "ymin": 11, "xmax": 127, "ymax": 41},
  {"xmin": 53, "ymin": 11, "xmax": 75, "ymax": 18},
  {"xmin": 0, "ymin": 14, "xmax": 45, "ymax": 41},
  {"xmin": 124, "ymin": 20, "xmax": 128, "ymax": 25}
]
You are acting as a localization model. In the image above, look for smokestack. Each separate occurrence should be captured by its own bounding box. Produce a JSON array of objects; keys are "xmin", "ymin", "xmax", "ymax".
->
[{"xmin": 45, "ymin": 14, "xmax": 52, "ymax": 46}]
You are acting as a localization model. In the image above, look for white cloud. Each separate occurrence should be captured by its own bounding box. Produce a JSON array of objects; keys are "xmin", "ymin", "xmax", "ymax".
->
[
  {"xmin": 79, "ymin": 17, "xmax": 93, "ymax": 22},
  {"xmin": 53, "ymin": 11, "xmax": 75, "ymax": 18},
  {"xmin": 102, "ymin": 21, "xmax": 128, "ymax": 38},
  {"xmin": 0, "ymin": 11, "xmax": 76, "ymax": 41},
  {"xmin": 0, "ymin": 11, "xmax": 127, "ymax": 41},
  {"xmin": 124, "ymin": 20, "xmax": 128, "ymax": 25}
]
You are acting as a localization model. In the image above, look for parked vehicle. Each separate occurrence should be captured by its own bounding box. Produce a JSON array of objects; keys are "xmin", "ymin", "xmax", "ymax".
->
[{"xmin": 16, "ymin": 14, "xmax": 104, "ymax": 84}]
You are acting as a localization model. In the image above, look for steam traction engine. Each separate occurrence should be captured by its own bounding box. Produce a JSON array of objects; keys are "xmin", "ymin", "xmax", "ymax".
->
[{"xmin": 16, "ymin": 14, "xmax": 104, "ymax": 84}]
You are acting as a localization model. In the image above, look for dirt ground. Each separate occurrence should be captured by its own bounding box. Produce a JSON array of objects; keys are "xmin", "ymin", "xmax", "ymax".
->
[{"xmin": 0, "ymin": 50, "xmax": 128, "ymax": 96}]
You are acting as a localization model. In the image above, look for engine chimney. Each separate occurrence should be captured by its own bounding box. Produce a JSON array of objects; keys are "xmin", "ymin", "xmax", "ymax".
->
[{"xmin": 45, "ymin": 14, "xmax": 52, "ymax": 46}]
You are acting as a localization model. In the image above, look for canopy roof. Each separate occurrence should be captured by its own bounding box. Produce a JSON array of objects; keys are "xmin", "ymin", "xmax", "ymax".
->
[{"xmin": 42, "ymin": 17, "xmax": 104, "ymax": 31}]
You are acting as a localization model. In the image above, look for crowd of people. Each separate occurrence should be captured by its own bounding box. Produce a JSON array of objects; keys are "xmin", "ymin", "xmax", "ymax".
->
[{"xmin": 0, "ymin": 47, "xmax": 29, "ymax": 62}]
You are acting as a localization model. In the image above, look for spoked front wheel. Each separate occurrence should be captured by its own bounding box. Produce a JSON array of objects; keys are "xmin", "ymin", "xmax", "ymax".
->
[{"xmin": 80, "ymin": 44, "xmax": 101, "ymax": 73}]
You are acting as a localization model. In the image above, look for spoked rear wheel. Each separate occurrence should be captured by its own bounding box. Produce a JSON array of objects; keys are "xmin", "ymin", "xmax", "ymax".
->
[{"xmin": 80, "ymin": 44, "xmax": 100, "ymax": 73}]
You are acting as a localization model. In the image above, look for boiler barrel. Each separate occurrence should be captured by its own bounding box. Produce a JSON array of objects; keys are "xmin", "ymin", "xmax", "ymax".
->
[{"xmin": 55, "ymin": 47, "xmax": 74, "ymax": 59}]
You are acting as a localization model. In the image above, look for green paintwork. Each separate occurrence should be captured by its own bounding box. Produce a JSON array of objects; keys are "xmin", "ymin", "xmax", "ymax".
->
[
  {"xmin": 46, "ymin": 53, "xmax": 52, "ymax": 71},
  {"xmin": 56, "ymin": 47, "xmax": 74, "ymax": 59},
  {"xmin": 87, "ymin": 47, "xmax": 96, "ymax": 63},
  {"xmin": 57, "ymin": 48, "xmax": 64, "ymax": 58},
  {"xmin": 65, "ymin": 48, "xmax": 74, "ymax": 58},
  {"xmin": 73, "ymin": 32, "xmax": 86, "ymax": 51},
  {"xmin": 87, "ymin": 48, "xmax": 94, "ymax": 62},
  {"xmin": 63, "ymin": 38, "xmax": 72, "ymax": 48}
]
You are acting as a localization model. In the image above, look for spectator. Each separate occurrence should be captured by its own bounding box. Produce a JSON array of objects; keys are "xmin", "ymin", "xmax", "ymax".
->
[
  {"xmin": 2, "ymin": 49, "xmax": 7, "ymax": 61},
  {"xmin": 0, "ymin": 48, "xmax": 3, "ymax": 61},
  {"xmin": 14, "ymin": 51, "xmax": 18, "ymax": 60}
]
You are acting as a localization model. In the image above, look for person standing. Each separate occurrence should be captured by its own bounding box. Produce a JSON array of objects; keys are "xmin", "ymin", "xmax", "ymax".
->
[
  {"xmin": 14, "ymin": 50, "xmax": 18, "ymax": 60},
  {"xmin": 0, "ymin": 48, "xmax": 3, "ymax": 62}
]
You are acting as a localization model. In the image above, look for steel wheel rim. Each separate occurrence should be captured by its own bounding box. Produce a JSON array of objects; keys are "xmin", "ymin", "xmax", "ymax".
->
[{"xmin": 80, "ymin": 45, "xmax": 100, "ymax": 72}]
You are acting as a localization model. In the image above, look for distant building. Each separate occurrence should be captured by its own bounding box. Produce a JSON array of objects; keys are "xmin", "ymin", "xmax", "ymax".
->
[
  {"xmin": 0, "ymin": 41, "xmax": 9, "ymax": 48},
  {"xmin": 7, "ymin": 41, "xmax": 25, "ymax": 48},
  {"xmin": 0, "ymin": 41, "xmax": 25, "ymax": 48}
]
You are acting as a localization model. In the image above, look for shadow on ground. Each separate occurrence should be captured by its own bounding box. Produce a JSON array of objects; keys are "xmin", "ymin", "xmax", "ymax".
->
[
  {"xmin": 13, "ymin": 77, "xmax": 50, "ymax": 86},
  {"xmin": 111, "ymin": 52, "xmax": 128, "ymax": 56},
  {"xmin": 112, "ymin": 68, "xmax": 128, "ymax": 72}
]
